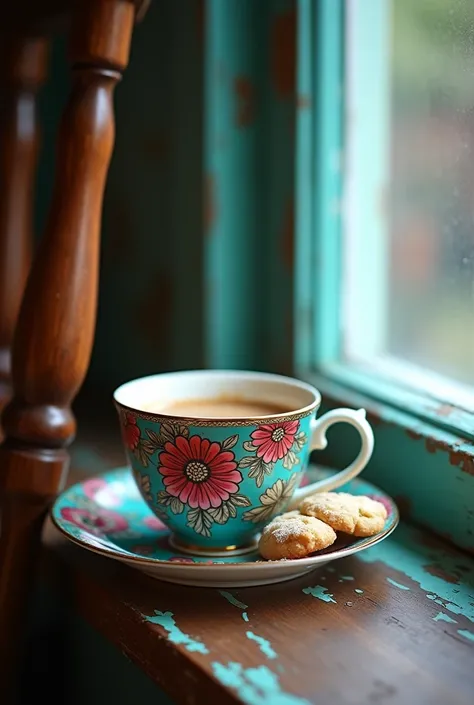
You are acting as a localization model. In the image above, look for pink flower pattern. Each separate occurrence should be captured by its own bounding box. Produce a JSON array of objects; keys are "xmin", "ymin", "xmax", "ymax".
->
[
  {"xmin": 122, "ymin": 413, "xmax": 141, "ymax": 450},
  {"xmin": 60, "ymin": 507, "xmax": 128, "ymax": 535},
  {"xmin": 83, "ymin": 478, "xmax": 122, "ymax": 507},
  {"xmin": 159, "ymin": 435, "xmax": 242, "ymax": 510},
  {"xmin": 83, "ymin": 478, "xmax": 108, "ymax": 499},
  {"xmin": 250, "ymin": 420, "xmax": 299, "ymax": 463}
]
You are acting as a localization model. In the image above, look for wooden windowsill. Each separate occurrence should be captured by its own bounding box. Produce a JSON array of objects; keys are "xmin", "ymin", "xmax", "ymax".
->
[
  {"xmin": 42, "ymin": 517, "xmax": 474, "ymax": 705},
  {"xmin": 39, "ymin": 401, "xmax": 474, "ymax": 705}
]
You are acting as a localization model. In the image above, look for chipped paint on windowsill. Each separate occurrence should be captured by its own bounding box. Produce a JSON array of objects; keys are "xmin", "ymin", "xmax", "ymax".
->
[
  {"xmin": 356, "ymin": 524, "xmax": 474, "ymax": 625},
  {"xmin": 304, "ymin": 367, "xmax": 474, "ymax": 555},
  {"xmin": 144, "ymin": 610, "xmax": 209, "ymax": 654},
  {"xmin": 212, "ymin": 662, "xmax": 310, "ymax": 705},
  {"xmin": 133, "ymin": 520, "xmax": 474, "ymax": 705}
]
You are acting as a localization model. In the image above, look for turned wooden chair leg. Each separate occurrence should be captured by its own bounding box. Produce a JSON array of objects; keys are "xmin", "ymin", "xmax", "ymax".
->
[
  {"xmin": 0, "ymin": 1, "xmax": 135, "ymax": 697},
  {"xmin": 0, "ymin": 37, "xmax": 47, "ymax": 427}
]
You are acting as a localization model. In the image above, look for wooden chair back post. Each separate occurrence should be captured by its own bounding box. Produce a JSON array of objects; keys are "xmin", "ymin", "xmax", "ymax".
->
[
  {"xmin": 0, "ymin": 37, "xmax": 47, "ymax": 424},
  {"xmin": 0, "ymin": 1, "xmax": 136, "ymax": 697}
]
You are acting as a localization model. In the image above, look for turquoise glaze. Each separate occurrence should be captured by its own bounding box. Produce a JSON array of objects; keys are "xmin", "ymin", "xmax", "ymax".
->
[
  {"xmin": 112, "ymin": 371, "xmax": 374, "ymax": 553},
  {"xmin": 115, "ymin": 409, "xmax": 315, "ymax": 551},
  {"xmin": 50, "ymin": 467, "xmax": 397, "ymax": 566},
  {"xmin": 112, "ymin": 369, "xmax": 375, "ymax": 553}
]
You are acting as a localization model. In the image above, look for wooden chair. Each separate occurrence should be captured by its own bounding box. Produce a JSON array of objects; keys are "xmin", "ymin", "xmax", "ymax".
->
[{"xmin": 0, "ymin": 1, "xmax": 148, "ymax": 699}]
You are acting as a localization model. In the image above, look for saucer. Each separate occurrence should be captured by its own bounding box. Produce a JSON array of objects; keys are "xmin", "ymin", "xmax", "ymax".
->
[{"xmin": 51, "ymin": 466, "xmax": 399, "ymax": 587}]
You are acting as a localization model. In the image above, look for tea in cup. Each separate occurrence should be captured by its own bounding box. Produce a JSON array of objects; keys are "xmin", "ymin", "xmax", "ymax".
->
[{"xmin": 114, "ymin": 370, "xmax": 374, "ymax": 555}]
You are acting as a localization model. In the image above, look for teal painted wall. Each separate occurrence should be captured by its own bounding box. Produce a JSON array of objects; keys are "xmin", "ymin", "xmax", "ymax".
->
[
  {"xmin": 37, "ymin": 0, "xmax": 299, "ymax": 396},
  {"xmin": 37, "ymin": 2, "xmax": 205, "ymax": 393},
  {"xmin": 91, "ymin": 1, "xmax": 205, "ymax": 387}
]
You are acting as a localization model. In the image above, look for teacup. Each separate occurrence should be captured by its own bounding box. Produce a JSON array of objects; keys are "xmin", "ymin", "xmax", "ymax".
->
[{"xmin": 114, "ymin": 370, "xmax": 374, "ymax": 556}]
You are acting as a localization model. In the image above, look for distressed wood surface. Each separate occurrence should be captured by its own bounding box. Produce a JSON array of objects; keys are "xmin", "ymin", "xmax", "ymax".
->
[{"xmin": 41, "ymin": 415, "xmax": 474, "ymax": 705}]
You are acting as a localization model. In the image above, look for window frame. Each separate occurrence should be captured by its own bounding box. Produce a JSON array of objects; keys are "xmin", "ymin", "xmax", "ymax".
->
[{"xmin": 296, "ymin": 0, "xmax": 474, "ymax": 553}]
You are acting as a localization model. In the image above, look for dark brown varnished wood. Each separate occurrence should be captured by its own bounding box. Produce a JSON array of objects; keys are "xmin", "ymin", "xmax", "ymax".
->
[
  {"xmin": 4, "ymin": 0, "xmax": 149, "ymax": 35},
  {"xmin": 0, "ymin": 1, "xmax": 136, "ymax": 697},
  {"xmin": 0, "ymin": 37, "xmax": 47, "ymax": 422}
]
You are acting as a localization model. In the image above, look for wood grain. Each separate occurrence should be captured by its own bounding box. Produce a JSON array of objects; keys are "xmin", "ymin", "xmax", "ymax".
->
[
  {"xmin": 0, "ymin": 2, "xmax": 136, "ymax": 698},
  {"xmin": 0, "ymin": 36, "xmax": 47, "ymax": 417},
  {"xmin": 40, "ymin": 419, "xmax": 474, "ymax": 705},
  {"xmin": 3, "ymin": 0, "xmax": 149, "ymax": 35},
  {"xmin": 43, "ymin": 516, "xmax": 474, "ymax": 705}
]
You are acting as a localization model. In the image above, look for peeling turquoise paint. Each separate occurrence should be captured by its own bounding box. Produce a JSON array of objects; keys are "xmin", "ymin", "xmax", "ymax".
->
[
  {"xmin": 433, "ymin": 612, "xmax": 457, "ymax": 624},
  {"xmin": 246, "ymin": 631, "xmax": 277, "ymax": 660},
  {"xmin": 355, "ymin": 589, "xmax": 364, "ymax": 594},
  {"xmin": 145, "ymin": 611, "xmax": 209, "ymax": 654},
  {"xmin": 212, "ymin": 662, "xmax": 311, "ymax": 705},
  {"xmin": 458, "ymin": 629, "xmax": 474, "ymax": 643},
  {"xmin": 314, "ymin": 378, "xmax": 474, "ymax": 553},
  {"xmin": 302, "ymin": 585, "xmax": 336, "ymax": 603},
  {"xmin": 356, "ymin": 525, "xmax": 474, "ymax": 623},
  {"xmin": 426, "ymin": 596, "xmax": 466, "ymax": 617},
  {"xmin": 220, "ymin": 591, "xmax": 249, "ymax": 611},
  {"xmin": 386, "ymin": 578, "xmax": 410, "ymax": 591},
  {"xmin": 205, "ymin": 0, "xmax": 298, "ymax": 371},
  {"xmin": 219, "ymin": 590, "xmax": 250, "ymax": 622}
]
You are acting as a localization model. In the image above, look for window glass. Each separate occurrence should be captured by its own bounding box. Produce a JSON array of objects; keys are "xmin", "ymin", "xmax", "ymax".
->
[{"xmin": 343, "ymin": 0, "xmax": 474, "ymax": 407}]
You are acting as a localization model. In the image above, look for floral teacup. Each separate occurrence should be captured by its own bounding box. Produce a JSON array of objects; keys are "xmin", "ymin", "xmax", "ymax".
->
[{"xmin": 114, "ymin": 370, "xmax": 374, "ymax": 556}]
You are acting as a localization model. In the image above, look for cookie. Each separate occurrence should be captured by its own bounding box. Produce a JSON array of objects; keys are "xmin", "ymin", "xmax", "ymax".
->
[
  {"xmin": 299, "ymin": 492, "xmax": 387, "ymax": 537},
  {"xmin": 259, "ymin": 513, "xmax": 337, "ymax": 560}
]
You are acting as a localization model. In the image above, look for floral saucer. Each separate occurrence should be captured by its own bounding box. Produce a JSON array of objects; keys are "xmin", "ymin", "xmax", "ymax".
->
[{"xmin": 51, "ymin": 467, "xmax": 399, "ymax": 588}]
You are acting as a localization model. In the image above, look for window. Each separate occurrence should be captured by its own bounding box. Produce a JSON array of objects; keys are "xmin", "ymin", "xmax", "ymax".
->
[
  {"xmin": 306, "ymin": 0, "xmax": 474, "ymax": 426},
  {"xmin": 344, "ymin": 0, "xmax": 474, "ymax": 412},
  {"xmin": 298, "ymin": 0, "xmax": 474, "ymax": 550}
]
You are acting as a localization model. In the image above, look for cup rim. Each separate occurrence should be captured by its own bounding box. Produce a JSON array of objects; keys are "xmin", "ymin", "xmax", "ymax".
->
[{"xmin": 113, "ymin": 369, "xmax": 321, "ymax": 425}]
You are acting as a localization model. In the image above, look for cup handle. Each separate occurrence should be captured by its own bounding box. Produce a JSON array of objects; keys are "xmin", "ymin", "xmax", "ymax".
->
[{"xmin": 287, "ymin": 408, "xmax": 374, "ymax": 510}]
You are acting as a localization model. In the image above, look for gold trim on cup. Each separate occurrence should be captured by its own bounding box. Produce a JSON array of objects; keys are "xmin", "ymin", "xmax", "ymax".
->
[{"xmin": 168, "ymin": 533, "xmax": 259, "ymax": 557}]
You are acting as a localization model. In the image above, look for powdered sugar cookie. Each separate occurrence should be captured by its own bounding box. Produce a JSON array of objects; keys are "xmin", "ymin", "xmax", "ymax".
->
[
  {"xmin": 259, "ymin": 513, "xmax": 337, "ymax": 560},
  {"xmin": 299, "ymin": 492, "xmax": 387, "ymax": 537}
]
